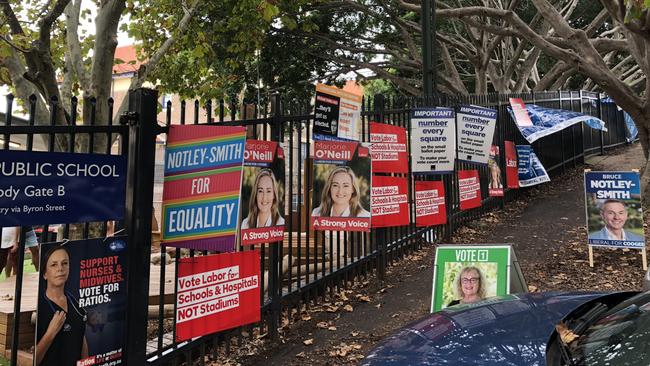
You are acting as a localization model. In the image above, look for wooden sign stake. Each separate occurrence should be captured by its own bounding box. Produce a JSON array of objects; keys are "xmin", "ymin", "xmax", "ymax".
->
[{"xmin": 588, "ymin": 245, "xmax": 647, "ymax": 270}]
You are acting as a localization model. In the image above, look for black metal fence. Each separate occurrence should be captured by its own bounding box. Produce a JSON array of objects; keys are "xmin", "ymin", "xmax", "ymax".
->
[{"xmin": 0, "ymin": 88, "xmax": 631, "ymax": 366}]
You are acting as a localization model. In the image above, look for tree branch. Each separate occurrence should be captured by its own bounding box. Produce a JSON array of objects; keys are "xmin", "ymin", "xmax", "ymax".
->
[
  {"xmin": 439, "ymin": 42, "xmax": 468, "ymax": 95},
  {"xmin": 129, "ymin": 0, "xmax": 201, "ymax": 90},
  {"xmin": 0, "ymin": 0, "xmax": 25, "ymax": 35},
  {"xmin": 65, "ymin": 0, "xmax": 90, "ymax": 94}
]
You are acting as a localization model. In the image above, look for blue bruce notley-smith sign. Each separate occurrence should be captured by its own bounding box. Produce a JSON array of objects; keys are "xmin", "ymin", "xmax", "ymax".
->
[{"xmin": 0, "ymin": 150, "xmax": 126, "ymax": 226}]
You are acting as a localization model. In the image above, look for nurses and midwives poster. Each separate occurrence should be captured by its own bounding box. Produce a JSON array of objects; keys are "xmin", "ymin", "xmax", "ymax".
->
[
  {"xmin": 36, "ymin": 237, "xmax": 128, "ymax": 366},
  {"xmin": 488, "ymin": 145, "xmax": 504, "ymax": 197}
]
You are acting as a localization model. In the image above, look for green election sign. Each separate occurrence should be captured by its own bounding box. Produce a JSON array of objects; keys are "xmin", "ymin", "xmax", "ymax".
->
[{"xmin": 431, "ymin": 244, "xmax": 511, "ymax": 312}]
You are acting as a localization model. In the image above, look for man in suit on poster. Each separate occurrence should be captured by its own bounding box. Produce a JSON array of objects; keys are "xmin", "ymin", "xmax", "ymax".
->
[{"xmin": 589, "ymin": 199, "xmax": 644, "ymax": 242}]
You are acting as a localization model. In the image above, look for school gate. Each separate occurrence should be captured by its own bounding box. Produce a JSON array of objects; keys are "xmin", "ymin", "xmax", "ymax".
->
[{"xmin": 0, "ymin": 88, "xmax": 631, "ymax": 365}]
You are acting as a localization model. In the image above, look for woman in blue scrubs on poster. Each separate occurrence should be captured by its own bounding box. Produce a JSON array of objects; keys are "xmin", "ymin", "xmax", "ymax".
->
[{"xmin": 35, "ymin": 246, "xmax": 88, "ymax": 366}]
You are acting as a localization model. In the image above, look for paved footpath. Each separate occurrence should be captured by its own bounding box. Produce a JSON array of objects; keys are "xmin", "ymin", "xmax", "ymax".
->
[{"xmin": 230, "ymin": 143, "xmax": 647, "ymax": 366}]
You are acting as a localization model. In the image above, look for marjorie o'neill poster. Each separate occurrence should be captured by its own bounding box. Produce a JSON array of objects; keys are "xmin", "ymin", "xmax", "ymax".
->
[
  {"xmin": 36, "ymin": 237, "xmax": 127, "ymax": 366},
  {"xmin": 311, "ymin": 140, "xmax": 371, "ymax": 232},
  {"xmin": 313, "ymin": 83, "xmax": 362, "ymax": 141},
  {"xmin": 162, "ymin": 125, "xmax": 246, "ymax": 252},
  {"xmin": 240, "ymin": 140, "xmax": 286, "ymax": 245},
  {"xmin": 431, "ymin": 245, "xmax": 511, "ymax": 312},
  {"xmin": 585, "ymin": 171, "xmax": 645, "ymax": 248}
]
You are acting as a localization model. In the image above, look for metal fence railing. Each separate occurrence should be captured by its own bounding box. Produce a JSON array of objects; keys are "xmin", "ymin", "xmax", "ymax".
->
[{"xmin": 0, "ymin": 89, "xmax": 632, "ymax": 366}]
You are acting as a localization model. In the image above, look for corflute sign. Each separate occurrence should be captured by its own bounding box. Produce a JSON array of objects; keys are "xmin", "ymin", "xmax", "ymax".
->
[
  {"xmin": 175, "ymin": 251, "xmax": 260, "ymax": 341},
  {"xmin": 0, "ymin": 150, "xmax": 126, "ymax": 226},
  {"xmin": 162, "ymin": 125, "xmax": 246, "ymax": 252},
  {"xmin": 410, "ymin": 108, "xmax": 456, "ymax": 173}
]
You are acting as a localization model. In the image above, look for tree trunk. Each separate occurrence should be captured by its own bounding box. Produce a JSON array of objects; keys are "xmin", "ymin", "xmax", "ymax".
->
[{"xmin": 475, "ymin": 67, "xmax": 488, "ymax": 94}]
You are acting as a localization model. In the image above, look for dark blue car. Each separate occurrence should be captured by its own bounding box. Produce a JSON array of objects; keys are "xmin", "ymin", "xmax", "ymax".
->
[{"xmin": 364, "ymin": 291, "xmax": 650, "ymax": 365}]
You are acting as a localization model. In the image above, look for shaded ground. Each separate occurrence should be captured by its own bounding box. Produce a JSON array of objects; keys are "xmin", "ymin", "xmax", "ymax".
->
[{"xmin": 219, "ymin": 143, "xmax": 647, "ymax": 366}]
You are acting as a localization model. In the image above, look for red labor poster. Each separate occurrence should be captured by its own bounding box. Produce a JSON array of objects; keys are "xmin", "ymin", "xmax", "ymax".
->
[
  {"xmin": 504, "ymin": 141, "xmax": 519, "ymax": 189},
  {"xmin": 415, "ymin": 181, "xmax": 446, "ymax": 227},
  {"xmin": 371, "ymin": 175, "xmax": 409, "ymax": 227},
  {"xmin": 370, "ymin": 122, "xmax": 408, "ymax": 173},
  {"xmin": 240, "ymin": 140, "xmax": 286, "ymax": 245},
  {"xmin": 458, "ymin": 170, "xmax": 481, "ymax": 210},
  {"xmin": 175, "ymin": 251, "xmax": 260, "ymax": 341}
]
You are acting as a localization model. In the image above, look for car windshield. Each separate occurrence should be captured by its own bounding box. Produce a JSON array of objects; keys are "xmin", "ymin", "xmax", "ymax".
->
[{"xmin": 571, "ymin": 293, "xmax": 650, "ymax": 365}]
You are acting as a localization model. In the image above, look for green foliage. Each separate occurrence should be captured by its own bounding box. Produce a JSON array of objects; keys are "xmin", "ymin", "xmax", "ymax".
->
[
  {"xmin": 128, "ymin": 0, "xmax": 291, "ymax": 102},
  {"xmin": 624, "ymin": 0, "xmax": 649, "ymax": 22},
  {"xmin": 361, "ymin": 79, "xmax": 400, "ymax": 98}
]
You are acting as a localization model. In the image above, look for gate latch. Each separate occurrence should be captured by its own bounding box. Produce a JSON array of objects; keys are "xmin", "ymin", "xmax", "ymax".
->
[{"xmin": 119, "ymin": 112, "xmax": 139, "ymax": 126}]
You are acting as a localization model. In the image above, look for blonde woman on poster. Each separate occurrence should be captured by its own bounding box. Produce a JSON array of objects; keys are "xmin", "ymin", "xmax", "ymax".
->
[
  {"xmin": 311, "ymin": 166, "xmax": 370, "ymax": 218},
  {"xmin": 241, "ymin": 169, "xmax": 285, "ymax": 229},
  {"xmin": 447, "ymin": 266, "xmax": 487, "ymax": 307},
  {"xmin": 488, "ymin": 150, "xmax": 503, "ymax": 190}
]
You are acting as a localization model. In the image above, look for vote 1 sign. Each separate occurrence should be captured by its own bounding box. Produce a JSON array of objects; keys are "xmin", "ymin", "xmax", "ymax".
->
[{"xmin": 431, "ymin": 245, "xmax": 511, "ymax": 312}]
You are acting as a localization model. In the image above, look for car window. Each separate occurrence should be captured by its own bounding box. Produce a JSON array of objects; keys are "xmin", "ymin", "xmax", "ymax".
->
[{"xmin": 571, "ymin": 293, "xmax": 650, "ymax": 365}]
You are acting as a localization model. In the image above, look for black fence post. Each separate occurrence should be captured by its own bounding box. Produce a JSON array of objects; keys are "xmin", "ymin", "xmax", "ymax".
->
[
  {"xmin": 5, "ymin": 93, "xmax": 23, "ymax": 366},
  {"xmin": 597, "ymin": 93, "xmax": 605, "ymax": 154},
  {"xmin": 268, "ymin": 93, "xmax": 282, "ymax": 339},
  {"xmin": 373, "ymin": 94, "xmax": 387, "ymax": 281},
  {"xmin": 123, "ymin": 88, "xmax": 158, "ymax": 365},
  {"xmin": 9, "ymin": 232, "xmax": 26, "ymax": 366}
]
